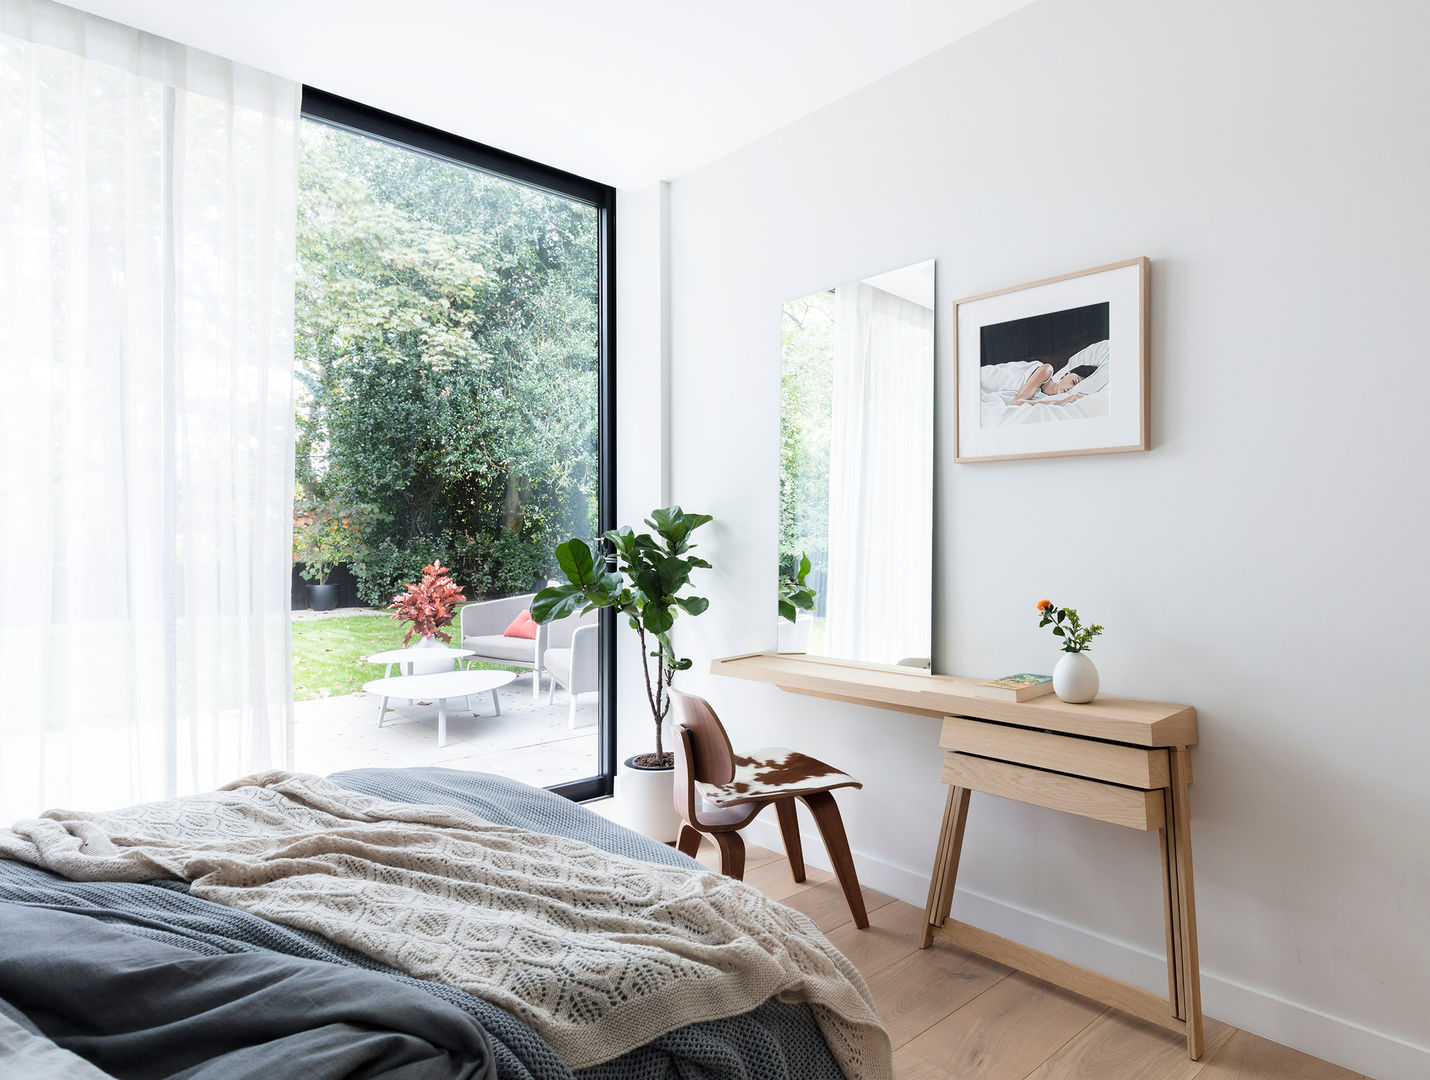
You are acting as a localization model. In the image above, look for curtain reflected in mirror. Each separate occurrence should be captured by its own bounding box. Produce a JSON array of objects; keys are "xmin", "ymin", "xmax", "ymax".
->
[{"xmin": 779, "ymin": 260, "xmax": 935, "ymax": 669}]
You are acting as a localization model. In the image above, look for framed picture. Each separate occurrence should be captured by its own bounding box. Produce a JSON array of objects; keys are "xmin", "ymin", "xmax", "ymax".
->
[{"xmin": 954, "ymin": 256, "xmax": 1149, "ymax": 463}]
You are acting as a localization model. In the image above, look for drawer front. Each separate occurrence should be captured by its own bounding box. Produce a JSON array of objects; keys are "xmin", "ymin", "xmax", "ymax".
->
[
  {"xmin": 941, "ymin": 751, "xmax": 1165, "ymax": 831},
  {"xmin": 941, "ymin": 715, "xmax": 1170, "ymax": 790}
]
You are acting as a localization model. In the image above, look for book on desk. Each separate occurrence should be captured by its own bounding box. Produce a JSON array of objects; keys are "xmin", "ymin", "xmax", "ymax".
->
[{"xmin": 973, "ymin": 673, "xmax": 1053, "ymax": 702}]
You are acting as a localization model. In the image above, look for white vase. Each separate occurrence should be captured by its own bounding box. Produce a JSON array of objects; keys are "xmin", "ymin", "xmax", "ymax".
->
[
  {"xmin": 617, "ymin": 756, "xmax": 681, "ymax": 843},
  {"xmin": 407, "ymin": 634, "xmax": 455, "ymax": 676},
  {"xmin": 1053, "ymin": 651, "xmax": 1099, "ymax": 703},
  {"xmin": 776, "ymin": 613, "xmax": 813, "ymax": 654}
]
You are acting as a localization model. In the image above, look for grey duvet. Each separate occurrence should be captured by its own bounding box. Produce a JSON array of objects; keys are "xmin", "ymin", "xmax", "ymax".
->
[{"xmin": 0, "ymin": 768, "xmax": 848, "ymax": 1080}]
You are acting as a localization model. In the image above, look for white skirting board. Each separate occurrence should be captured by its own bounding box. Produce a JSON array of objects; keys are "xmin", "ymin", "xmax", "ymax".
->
[{"xmin": 741, "ymin": 816, "xmax": 1430, "ymax": 1080}]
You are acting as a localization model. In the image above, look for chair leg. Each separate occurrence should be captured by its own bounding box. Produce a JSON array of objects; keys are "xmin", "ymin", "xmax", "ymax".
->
[
  {"xmin": 676, "ymin": 824, "xmax": 703, "ymax": 859},
  {"xmin": 775, "ymin": 798, "xmax": 805, "ymax": 883},
  {"xmin": 568, "ymin": 694, "xmax": 579, "ymax": 729},
  {"xmin": 802, "ymin": 791, "xmax": 868, "ymax": 929},
  {"xmin": 547, "ymin": 679, "xmax": 556, "ymax": 705},
  {"xmin": 712, "ymin": 831, "xmax": 746, "ymax": 880}
]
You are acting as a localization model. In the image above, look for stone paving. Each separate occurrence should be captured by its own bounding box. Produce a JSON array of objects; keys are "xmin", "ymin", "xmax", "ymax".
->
[{"xmin": 293, "ymin": 672, "xmax": 598, "ymax": 788}]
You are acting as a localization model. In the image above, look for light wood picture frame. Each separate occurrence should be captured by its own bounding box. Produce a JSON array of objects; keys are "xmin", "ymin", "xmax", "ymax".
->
[{"xmin": 954, "ymin": 257, "xmax": 1149, "ymax": 463}]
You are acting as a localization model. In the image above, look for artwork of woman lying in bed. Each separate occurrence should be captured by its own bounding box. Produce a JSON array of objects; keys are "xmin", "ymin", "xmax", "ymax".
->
[{"xmin": 979, "ymin": 339, "xmax": 1110, "ymax": 428}]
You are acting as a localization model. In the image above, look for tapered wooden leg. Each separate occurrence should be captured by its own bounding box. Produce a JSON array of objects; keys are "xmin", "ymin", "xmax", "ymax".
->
[
  {"xmin": 676, "ymin": 823, "xmax": 703, "ymax": 859},
  {"xmin": 802, "ymin": 791, "xmax": 867, "ymax": 929},
  {"xmin": 1170, "ymin": 748, "xmax": 1204, "ymax": 1059},
  {"xmin": 921, "ymin": 784, "xmax": 971, "ymax": 947},
  {"xmin": 775, "ymin": 799, "xmax": 805, "ymax": 883},
  {"xmin": 712, "ymin": 831, "xmax": 746, "ymax": 879},
  {"xmin": 1159, "ymin": 791, "xmax": 1186, "ymax": 1019}
]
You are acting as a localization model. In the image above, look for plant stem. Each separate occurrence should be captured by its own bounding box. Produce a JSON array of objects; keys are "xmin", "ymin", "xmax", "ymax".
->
[{"xmin": 636, "ymin": 625, "xmax": 668, "ymax": 759}]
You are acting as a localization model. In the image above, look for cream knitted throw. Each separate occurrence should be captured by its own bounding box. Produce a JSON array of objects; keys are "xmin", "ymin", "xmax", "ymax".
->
[{"xmin": 0, "ymin": 771, "xmax": 892, "ymax": 1077}]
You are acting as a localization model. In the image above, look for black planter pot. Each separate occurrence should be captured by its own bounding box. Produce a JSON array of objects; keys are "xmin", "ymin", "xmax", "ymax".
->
[{"xmin": 308, "ymin": 583, "xmax": 338, "ymax": 611}]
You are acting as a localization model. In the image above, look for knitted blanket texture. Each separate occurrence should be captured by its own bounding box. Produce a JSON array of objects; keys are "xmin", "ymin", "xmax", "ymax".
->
[{"xmin": 0, "ymin": 771, "xmax": 891, "ymax": 1078}]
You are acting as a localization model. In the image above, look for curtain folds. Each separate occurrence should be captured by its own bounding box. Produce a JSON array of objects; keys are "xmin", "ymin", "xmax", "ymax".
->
[
  {"xmin": 825, "ymin": 282, "xmax": 935, "ymax": 666},
  {"xmin": 0, "ymin": 0, "xmax": 300, "ymax": 819}
]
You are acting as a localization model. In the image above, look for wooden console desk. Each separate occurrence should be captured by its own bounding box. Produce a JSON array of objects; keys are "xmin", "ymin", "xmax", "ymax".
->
[{"xmin": 711, "ymin": 652, "xmax": 1205, "ymax": 1059}]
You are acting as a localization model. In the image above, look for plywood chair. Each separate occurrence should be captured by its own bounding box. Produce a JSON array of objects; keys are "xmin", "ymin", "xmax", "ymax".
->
[{"xmin": 669, "ymin": 688, "xmax": 869, "ymax": 929}]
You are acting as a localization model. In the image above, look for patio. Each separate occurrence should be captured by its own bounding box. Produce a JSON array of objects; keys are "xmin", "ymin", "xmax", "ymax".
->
[{"xmin": 293, "ymin": 676, "xmax": 599, "ymax": 788}]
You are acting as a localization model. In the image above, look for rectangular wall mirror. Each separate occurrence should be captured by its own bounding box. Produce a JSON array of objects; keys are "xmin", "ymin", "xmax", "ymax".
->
[{"xmin": 778, "ymin": 259, "xmax": 935, "ymax": 669}]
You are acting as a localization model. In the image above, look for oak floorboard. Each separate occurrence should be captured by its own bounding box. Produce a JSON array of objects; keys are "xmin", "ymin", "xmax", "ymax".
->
[
  {"xmin": 1194, "ymin": 1029, "xmax": 1363, "ymax": 1080},
  {"xmin": 892, "ymin": 972, "xmax": 1104, "ymax": 1080},
  {"xmin": 744, "ymin": 856, "xmax": 833, "ymax": 900},
  {"xmin": 1025, "ymin": 1008, "xmax": 1235, "ymax": 1080},
  {"xmin": 781, "ymin": 877, "xmax": 894, "ymax": 933},
  {"xmin": 694, "ymin": 838, "xmax": 782, "ymax": 874},
  {"xmin": 823, "ymin": 900, "xmax": 928, "ymax": 980},
  {"xmin": 733, "ymin": 860, "xmax": 1363, "ymax": 1080},
  {"xmin": 866, "ymin": 940, "xmax": 1010, "ymax": 1049}
]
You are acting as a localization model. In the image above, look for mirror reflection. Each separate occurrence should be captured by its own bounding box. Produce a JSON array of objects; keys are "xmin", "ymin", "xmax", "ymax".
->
[{"xmin": 778, "ymin": 259, "xmax": 935, "ymax": 669}]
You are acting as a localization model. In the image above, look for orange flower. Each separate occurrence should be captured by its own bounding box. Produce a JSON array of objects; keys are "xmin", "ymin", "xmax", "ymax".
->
[{"xmin": 1036, "ymin": 599, "xmax": 1053, "ymax": 613}]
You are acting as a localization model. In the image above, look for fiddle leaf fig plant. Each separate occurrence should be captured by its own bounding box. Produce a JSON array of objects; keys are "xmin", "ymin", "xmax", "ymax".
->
[
  {"xmin": 532, "ymin": 505, "xmax": 713, "ymax": 767},
  {"xmin": 778, "ymin": 551, "xmax": 817, "ymax": 623}
]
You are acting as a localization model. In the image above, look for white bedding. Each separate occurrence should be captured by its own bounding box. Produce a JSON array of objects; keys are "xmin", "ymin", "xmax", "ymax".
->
[{"xmin": 979, "ymin": 340, "xmax": 1110, "ymax": 428}]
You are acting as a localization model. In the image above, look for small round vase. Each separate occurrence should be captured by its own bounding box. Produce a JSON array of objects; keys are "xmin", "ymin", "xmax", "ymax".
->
[
  {"xmin": 407, "ymin": 633, "xmax": 454, "ymax": 675},
  {"xmin": 1053, "ymin": 651, "xmax": 1099, "ymax": 703}
]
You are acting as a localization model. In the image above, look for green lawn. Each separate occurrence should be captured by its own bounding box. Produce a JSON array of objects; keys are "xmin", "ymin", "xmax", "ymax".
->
[{"xmin": 291, "ymin": 605, "xmax": 521, "ymax": 700}]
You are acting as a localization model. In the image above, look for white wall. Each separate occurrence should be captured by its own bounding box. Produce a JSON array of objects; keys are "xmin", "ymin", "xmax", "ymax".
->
[
  {"xmin": 648, "ymin": 0, "xmax": 1430, "ymax": 1075},
  {"xmin": 614, "ymin": 182, "xmax": 673, "ymax": 767}
]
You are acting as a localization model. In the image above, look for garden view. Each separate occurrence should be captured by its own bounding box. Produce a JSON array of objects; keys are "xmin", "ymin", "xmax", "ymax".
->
[{"xmin": 290, "ymin": 118, "xmax": 601, "ymax": 703}]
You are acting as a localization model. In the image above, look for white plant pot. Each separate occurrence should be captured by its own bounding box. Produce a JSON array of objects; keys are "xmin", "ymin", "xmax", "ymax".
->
[
  {"xmin": 407, "ymin": 634, "xmax": 456, "ymax": 676},
  {"xmin": 617, "ymin": 756, "xmax": 681, "ymax": 843},
  {"xmin": 776, "ymin": 613, "xmax": 813, "ymax": 654},
  {"xmin": 1053, "ymin": 651, "xmax": 1099, "ymax": 704}
]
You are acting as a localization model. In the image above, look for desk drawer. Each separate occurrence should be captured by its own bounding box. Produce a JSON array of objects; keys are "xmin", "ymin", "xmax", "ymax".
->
[
  {"xmin": 942, "ymin": 716, "xmax": 1169, "ymax": 790},
  {"xmin": 941, "ymin": 751, "xmax": 1165, "ymax": 831}
]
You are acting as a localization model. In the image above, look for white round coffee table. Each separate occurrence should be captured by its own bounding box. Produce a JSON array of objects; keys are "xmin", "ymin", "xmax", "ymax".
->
[
  {"xmin": 363, "ymin": 668, "xmax": 517, "ymax": 747},
  {"xmin": 364, "ymin": 645, "xmax": 474, "ymax": 678}
]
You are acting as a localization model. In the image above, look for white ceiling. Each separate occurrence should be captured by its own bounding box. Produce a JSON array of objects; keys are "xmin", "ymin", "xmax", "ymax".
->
[{"xmin": 61, "ymin": 0, "xmax": 1037, "ymax": 189}]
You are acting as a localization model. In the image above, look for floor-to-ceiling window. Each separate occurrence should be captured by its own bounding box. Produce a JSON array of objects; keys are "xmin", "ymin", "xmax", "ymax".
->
[{"xmin": 290, "ymin": 90, "xmax": 615, "ymax": 801}]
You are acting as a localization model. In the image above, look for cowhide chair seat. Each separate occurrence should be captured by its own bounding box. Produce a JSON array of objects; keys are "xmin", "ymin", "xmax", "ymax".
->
[
  {"xmin": 695, "ymin": 748, "xmax": 861, "ymax": 808},
  {"xmin": 669, "ymin": 689, "xmax": 869, "ymax": 929}
]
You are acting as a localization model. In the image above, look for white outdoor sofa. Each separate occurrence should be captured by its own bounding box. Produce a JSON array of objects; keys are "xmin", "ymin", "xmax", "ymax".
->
[
  {"xmin": 458, "ymin": 593, "xmax": 546, "ymax": 699},
  {"xmin": 458, "ymin": 592, "xmax": 597, "ymax": 705}
]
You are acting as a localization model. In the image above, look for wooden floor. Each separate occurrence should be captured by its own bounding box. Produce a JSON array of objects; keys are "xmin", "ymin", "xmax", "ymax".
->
[{"xmin": 697, "ymin": 839, "xmax": 1372, "ymax": 1080}]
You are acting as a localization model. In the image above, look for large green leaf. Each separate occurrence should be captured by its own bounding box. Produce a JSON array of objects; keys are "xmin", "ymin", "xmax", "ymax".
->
[
  {"xmin": 554, "ymin": 538, "xmax": 597, "ymax": 587},
  {"xmin": 677, "ymin": 595, "xmax": 709, "ymax": 617},
  {"xmin": 604, "ymin": 526, "xmax": 636, "ymax": 558},
  {"xmin": 656, "ymin": 555, "xmax": 692, "ymax": 595},
  {"xmin": 642, "ymin": 604, "xmax": 675, "ymax": 635},
  {"xmin": 778, "ymin": 598, "xmax": 797, "ymax": 622},
  {"xmin": 531, "ymin": 582, "xmax": 588, "ymax": 624}
]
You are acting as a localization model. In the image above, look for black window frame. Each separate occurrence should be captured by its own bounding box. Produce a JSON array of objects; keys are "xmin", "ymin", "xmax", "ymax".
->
[{"xmin": 299, "ymin": 87, "xmax": 617, "ymax": 803}]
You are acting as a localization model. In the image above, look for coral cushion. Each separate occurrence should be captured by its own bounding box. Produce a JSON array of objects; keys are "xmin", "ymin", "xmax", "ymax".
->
[{"xmin": 503, "ymin": 609, "xmax": 538, "ymax": 639}]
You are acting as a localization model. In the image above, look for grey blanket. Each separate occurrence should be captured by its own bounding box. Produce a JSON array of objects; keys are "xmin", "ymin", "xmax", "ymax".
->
[
  {"xmin": 0, "ymin": 905, "xmax": 496, "ymax": 1080},
  {"xmin": 0, "ymin": 768, "xmax": 846, "ymax": 1080}
]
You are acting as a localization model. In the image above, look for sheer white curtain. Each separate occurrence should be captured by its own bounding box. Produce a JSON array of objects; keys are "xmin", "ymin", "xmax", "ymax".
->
[
  {"xmin": 0, "ymin": 0, "xmax": 300, "ymax": 820},
  {"xmin": 825, "ymin": 282, "xmax": 934, "ymax": 665}
]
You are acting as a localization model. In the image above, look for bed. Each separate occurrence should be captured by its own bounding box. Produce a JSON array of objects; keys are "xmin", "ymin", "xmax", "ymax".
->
[{"xmin": 0, "ymin": 768, "xmax": 889, "ymax": 1080}]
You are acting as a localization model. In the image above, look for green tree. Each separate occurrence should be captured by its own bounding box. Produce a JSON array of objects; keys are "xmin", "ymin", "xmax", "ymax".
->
[{"xmin": 294, "ymin": 121, "xmax": 600, "ymax": 606}]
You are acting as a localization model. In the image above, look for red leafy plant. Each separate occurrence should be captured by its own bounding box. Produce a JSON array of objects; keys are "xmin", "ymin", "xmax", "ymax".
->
[{"xmin": 390, "ymin": 562, "xmax": 466, "ymax": 644}]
